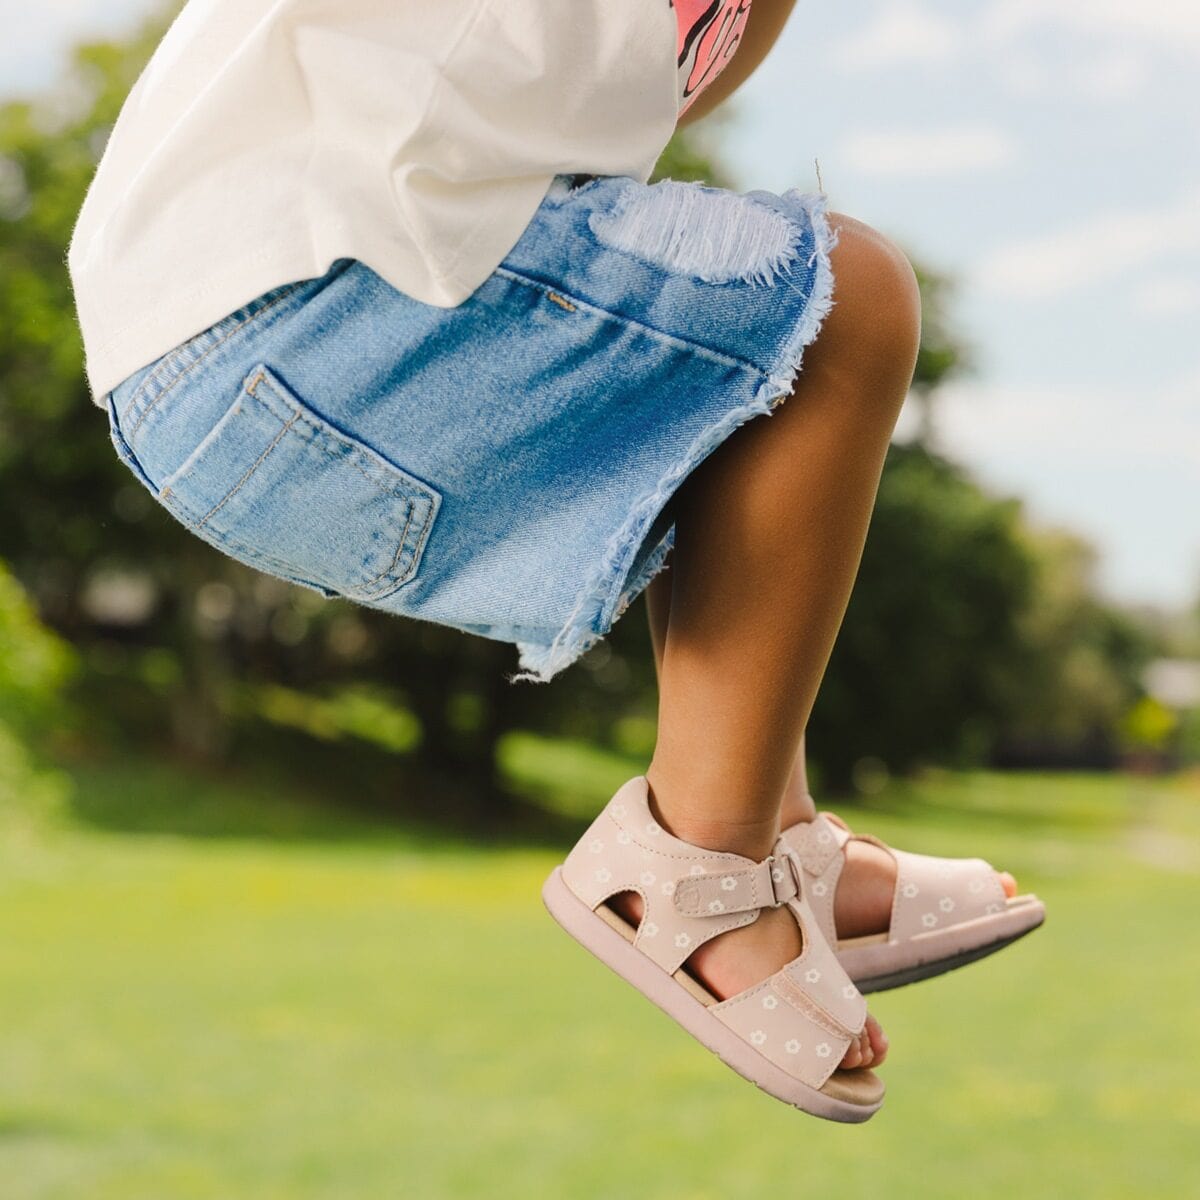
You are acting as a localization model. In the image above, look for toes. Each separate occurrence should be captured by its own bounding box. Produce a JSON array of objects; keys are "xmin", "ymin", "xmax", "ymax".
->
[
  {"xmin": 858, "ymin": 1033, "xmax": 874, "ymax": 1068},
  {"xmin": 865, "ymin": 1014, "xmax": 889, "ymax": 1067},
  {"xmin": 998, "ymin": 870, "xmax": 1018, "ymax": 899},
  {"xmin": 841, "ymin": 1037, "xmax": 864, "ymax": 1069},
  {"xmin": 840, "ymin": 1023, "xmax": 883, "ymax": 1070}
]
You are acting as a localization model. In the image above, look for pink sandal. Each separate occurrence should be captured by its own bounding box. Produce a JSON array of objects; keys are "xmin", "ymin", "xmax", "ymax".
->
[
  {"xmin": 542, "ymin": 776, "xmax": 885, "ymax": 1123},
  {"xmin": 781, "ymin": 812, "xmax": 1045, "ymax": 994}
]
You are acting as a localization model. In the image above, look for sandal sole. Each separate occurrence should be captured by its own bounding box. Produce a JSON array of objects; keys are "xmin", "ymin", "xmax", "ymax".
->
[
  {"xmin": 843, "ymin": 899, "xmax": 1046, "ymax": 994},
  {"xmin": 542, "ymin": 866, "xmax": 884, "ymax": 1124}
]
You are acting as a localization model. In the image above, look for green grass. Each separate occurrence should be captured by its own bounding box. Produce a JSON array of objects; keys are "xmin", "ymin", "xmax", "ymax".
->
[{"xmin": 2, "ymin": 743, "xmax": 1199, "ymax": 1199}]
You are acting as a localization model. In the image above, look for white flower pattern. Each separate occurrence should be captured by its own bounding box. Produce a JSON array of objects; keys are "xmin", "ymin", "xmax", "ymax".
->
[
  {"xmin": 812, "ymin": 881, "xmax": 828, "ymax": 897},
  {"xmin": 785, "ymin": 1039, "xmax": 801, "ymax": 1055},
  {"xmin": 921, "ymin": 912, "xmax": 938, "ymax": 928},
  {"xmin": 816, "ymin": 1043, "xmax": 832, "ymax": 1059},
  {"xmin": 805, "ymin": 968, "xmax": 821, "ymax": 984},
  {"xmin": 640, "ymin": 872, "xmax": 656, "ymax": 886},
  {"xmin": 642, "ymin": 922, "xmax": 659, "ymax": 938},
  {"xmin": 721, "ymin": 876, "xmax": 738, "ymax": 892},
  {"xmin": 901, "ymin": 882, "xmax": 919, "ymax": 899},
  {"xmin": 588, "ymin": 839, "xmax": 604, "ymax": 854},
  {"xmin": 707, "ymin": 899, "xmax": 725, "ymax": 913},
  {"xmin": 939, "ymin": 896, "xmax": 955, "ymax": 913},
  {"xmin": 750, "ymin": 1030, "xmax": 766, "ymax": 1046},
  {"xmin": 762, "ymin": 994, "xmax": 779, "ymax": 1010},
  {"xmin": 595, "ymin": 867, "xmax": 612, "ymax": 884},
  {"xmin": 674, "ymin": 932, "xmax": 691, "ymax": 949}
]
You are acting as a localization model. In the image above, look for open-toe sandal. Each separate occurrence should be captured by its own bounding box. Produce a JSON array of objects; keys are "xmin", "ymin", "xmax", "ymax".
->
[
  {"xmin": 781, "ymin": 811, "xmax": 1046, "ymax": 994},
  {"xmin": 542, "ymin": 775, "xmax": 885, "ymax": 1124}
]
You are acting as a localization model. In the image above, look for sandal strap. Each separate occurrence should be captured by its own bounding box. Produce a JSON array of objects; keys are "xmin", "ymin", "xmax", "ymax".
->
[
  {"xmin": 784, "ymin": 812, "xmax": 1009, "ymax": 946},
  {"xmin": 788, "ymin": 812, "xmax": 852, "ymax": 875},
  {"xmin": 889, "ymin": 848, "xmax": 1008, "ymax": 941},
  {"xmin": 561, "ymin": 776, "xmax": 793, "ymax": 975},
  {"xmin": 673, "ymin": 853, "xmax": 799, "ymax": 917},
  {"xmin": 712, "ymin": 839, "xmax": 869, "ymax": 1090},
  {"xmin": 779, "ymin": 813, "xmax": 855, "ymax": 945}
]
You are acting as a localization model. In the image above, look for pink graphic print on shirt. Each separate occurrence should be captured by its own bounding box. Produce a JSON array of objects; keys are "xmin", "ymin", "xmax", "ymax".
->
[{"xmin": 673, "ymin": 0, "xmax": 753, "ymax": 115}]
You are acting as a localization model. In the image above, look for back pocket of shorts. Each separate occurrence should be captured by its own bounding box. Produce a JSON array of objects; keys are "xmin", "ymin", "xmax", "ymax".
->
[{"xmin": 157, "ymin": 364, "xmax": 441, "ymax": 603}]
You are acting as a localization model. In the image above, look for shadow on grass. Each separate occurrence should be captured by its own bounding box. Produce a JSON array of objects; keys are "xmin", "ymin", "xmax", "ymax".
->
[
  {"xmin": 44, "ymin": 736, "xmax": 598, "ymax": 855},
  {"xmin": 0, "ymin": 1114, "xmax": 86, "ymax": 1142}
]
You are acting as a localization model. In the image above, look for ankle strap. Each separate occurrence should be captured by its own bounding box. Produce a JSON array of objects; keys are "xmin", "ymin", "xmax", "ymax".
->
[{"xmin": 672, "ymin": 852, "xmax": 800, "ymax": 918}]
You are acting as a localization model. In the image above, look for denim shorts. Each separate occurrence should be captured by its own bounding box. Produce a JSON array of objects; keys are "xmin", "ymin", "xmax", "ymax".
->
[{"xmin": 105, "ymin": 173, "xmax": 838, "ymax": 683}]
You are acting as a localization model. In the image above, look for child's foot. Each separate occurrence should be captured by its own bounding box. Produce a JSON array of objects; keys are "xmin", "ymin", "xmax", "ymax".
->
[{"xmin": 609, "ymin": 888, "xmax": 888, "ymax": 1070}]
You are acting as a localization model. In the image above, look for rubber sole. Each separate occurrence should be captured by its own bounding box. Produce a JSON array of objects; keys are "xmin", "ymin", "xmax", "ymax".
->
[
  {"xmin": 542, "ymin": 866, "xmax": 884, "ymax": 1124},
  {"xmin": 844, "ymin": 900, "xmax": 1047, "ymax": 995}
]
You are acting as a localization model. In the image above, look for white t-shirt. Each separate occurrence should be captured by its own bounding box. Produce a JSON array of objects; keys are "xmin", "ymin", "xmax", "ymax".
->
[{"xmin": 69, "ymin": 0, "xmax": 753, "ymax": 408}]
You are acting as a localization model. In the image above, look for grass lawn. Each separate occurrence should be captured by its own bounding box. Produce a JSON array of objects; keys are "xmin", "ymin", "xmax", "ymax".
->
[{"xmin": 2, "ymin": 741, "xmax": 1199, "ymax": 1199}]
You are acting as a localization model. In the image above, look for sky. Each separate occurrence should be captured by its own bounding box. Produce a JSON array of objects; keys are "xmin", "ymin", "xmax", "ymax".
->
[{"xmin": 2, "ymin": 0, "xmax": 1198, "ymax": 610}]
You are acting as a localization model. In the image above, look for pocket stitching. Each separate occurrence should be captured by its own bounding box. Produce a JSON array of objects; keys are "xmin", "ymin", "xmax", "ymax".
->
[
  {"xmin": 124, "ymin": 280, "xmax": 311, "ymax": 438},
  {"xmin": 194, "ymin": 409, "xmax": 299, "ymax": 531},
  {"xmin": 248, "ymin": 369, "xmax": 441, "ymax": 590},
  {"xmin": 246, "ymin": 368, "xmax": 439, "ymax": 592},
  {"xmin": 356, "ymin": 502, "xmax": 416, "ymax": 592},
  {"xmin": 158, "ymin": 490, "xmax": 340, "ymax": 597},
  {"xmin": 161, "ymin": 364, "xmax": 439, "ymax": 599},
  {"xmin": 250, "ymin": 368, "xmax": 418, "ymax": 506}
]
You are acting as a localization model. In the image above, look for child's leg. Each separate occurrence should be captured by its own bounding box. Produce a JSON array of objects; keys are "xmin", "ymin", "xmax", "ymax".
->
[
  {"xmin": 645, "ymin": 211, "xmax": 918, "ymax": 853},
  {"xmin": 642, "ymin": 212, "xmax": 1013, "ymax": 951},
  {"xmin": 650, "ymin": 582, "xmax": 817, "ymax": 819},
  {"xmin": 622, "ymin": 213, "xmax": 920, "ymax": 1066}
]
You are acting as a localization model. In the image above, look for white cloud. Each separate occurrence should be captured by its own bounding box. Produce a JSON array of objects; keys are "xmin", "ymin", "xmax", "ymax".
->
[
  {"xmin": 833, "ymin": 1, "xmax": 962, "ymax": 70},
  {"xmin": 840, "ymin": 126, "xmax": 1019, "ymax": 177},
  {"xmin": 995, "ymin": 49, "xmax": 1151, "ymax": 102},
  {"xmin": 972, "ymin": 184, "xmax": 1200, "ymax": 299},
  {"xmin": 929, "ymin": 373, "xmax": 1200, "ymax": 468},
  {"xmin": 0, "ymin": 0, "xmax": 161, "ymax": 98},
  {"xmin": 1132, "ymin": 274, "xmax": 1200, "ymax": 317},
  {"xmin": 908, "ymin": 369, "xmax": 1200, "ymax": 606},
  {"xmin": 982, "ymin": 0, "xmax": 1200, "ymax": 53}
]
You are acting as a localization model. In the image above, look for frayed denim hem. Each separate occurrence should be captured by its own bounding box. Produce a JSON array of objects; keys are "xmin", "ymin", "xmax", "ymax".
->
[{"xmin": 507, "ymin": 190, "xmax": 840, "ymax": 685}]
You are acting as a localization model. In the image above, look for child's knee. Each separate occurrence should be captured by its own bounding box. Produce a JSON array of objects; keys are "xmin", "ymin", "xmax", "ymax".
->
[{"xmin": 824, "ymin": 212, "xmax": 922, "ymax": 370}]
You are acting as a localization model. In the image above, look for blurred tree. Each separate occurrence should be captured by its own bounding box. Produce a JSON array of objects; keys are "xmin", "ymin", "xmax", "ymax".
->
[
  {"xmin": 0, "ymin": 559, "xmax": 74, "ymax": 828},
  {"xmin": 807, "ymin": 443, "xmax": 1037, "ymax": 790},
  {"xmin": 907, "ymin": 260, "xmax": 977, "ymax": 444},
  {"xmin": 991, "ymin": 528, "xmax": 1152, "ymax": 768},
  {"xmin": 0, "ymin": 558, "xmax": 75, "ymax": 733}
]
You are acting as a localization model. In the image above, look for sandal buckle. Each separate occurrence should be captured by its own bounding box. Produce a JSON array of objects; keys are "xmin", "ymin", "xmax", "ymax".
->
[{"xmin": 765, "ymin": 852, "xmax": 800, "ymax": 907}]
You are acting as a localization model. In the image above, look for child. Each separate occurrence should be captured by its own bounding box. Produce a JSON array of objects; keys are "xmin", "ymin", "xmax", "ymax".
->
[{"xmin": 70, "ymin": 0, "xmax": 1044, "ymax": 1122}]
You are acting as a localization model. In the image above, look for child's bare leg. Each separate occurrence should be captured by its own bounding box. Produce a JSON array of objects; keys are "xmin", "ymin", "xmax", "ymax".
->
[
  {"xmin": 651, "ymin": 580, "xmax": 818, "ymax": 818},
  {"xmin": 615, "ymin": 212, "xmax": 921, "ymax": 1068},
  {"xmin": 641, "ymin": 217, "xmax": 1013, "ymax": 948}
]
